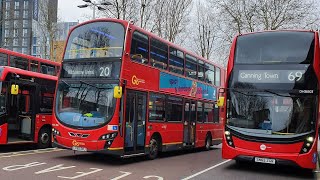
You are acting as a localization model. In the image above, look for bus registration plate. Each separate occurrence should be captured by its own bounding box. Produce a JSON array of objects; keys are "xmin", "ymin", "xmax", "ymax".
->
[
  {"xmin": 72, "ymin": 146, "xmax": 87, "ymax": 152},
  {"xmin": 254, "ymin": 157, "xmax": 275, "ymax": 164}
]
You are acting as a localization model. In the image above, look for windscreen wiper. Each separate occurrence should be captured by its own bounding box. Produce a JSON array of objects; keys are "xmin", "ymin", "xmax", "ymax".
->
[
  {"xmin": 263, "ymin": 89, "xmax": 290, "ymax": 97},
  {"xmin": 61, "ymin": 80, "xmax": 70, "ymax": 87}
]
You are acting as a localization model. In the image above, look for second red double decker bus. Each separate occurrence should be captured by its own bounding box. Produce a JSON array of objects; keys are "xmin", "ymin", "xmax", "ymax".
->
[
  {"xmin": 0, "ymin": 48, "xmax": 60, "ymax": 148},
  {"xmin": 221, "ymin": 30, "xmax": 319, "ymax": 169},
  {"xmin": 52, "ymin": 18, "xmax": 225, "ymax": 159}
]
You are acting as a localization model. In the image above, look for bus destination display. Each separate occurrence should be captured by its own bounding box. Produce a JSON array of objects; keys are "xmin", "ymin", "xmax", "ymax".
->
[
  {"xmin": 238, "ymin": 70, "xmax": 305, "ymax": 83},
  {"xmin": 62, "ymin": 62, "xmax": 113, "ymax": 78}
]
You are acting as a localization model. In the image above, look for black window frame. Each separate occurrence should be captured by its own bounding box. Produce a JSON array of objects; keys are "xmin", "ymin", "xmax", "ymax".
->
[
  {"xmin": 0, "ymin": 53, "xmax": 8, "ymax": 66},
  {"xmin": 166, "ymin": 95, "xmax": 183, "ymax": 122},
  {"xmin": 41, "ymin": 63, "xmax": 56, "ymax": 76},
  {"xmin": 198, "ymin": 59, "xmax": 205, "ymax": 82},
  {"xmin": 205, "ymin": 64, "xmax": 215, "ymax": 85},
  {"xmin": 204, "ymin": 102, "xmax": 214, "ymax": 123},
  {"xmin": 130, "ymin": 31, "xmax": 149, "ymax": 64},
  {"xmin": 10, "ymin": 56, "xmax": 29, "ymax": 70},
  {"xmin": 169, "ymin": 47, "xmax": 184, "ymax": 75},
  {"xmin": 148, "ymin": 93, "xmax": 166, "ymax": 122},
  {"xmin": 215, "ymin": 67, "xmax": 221, "ymax": 86},
  {"xmin": 150, "ymin": 38, "xmax": 168, "ymax": 70},
  {"xmin": 30, "ymin": 60, "xmax": 39, "ymax": 72},
  {"xmin": 185, "ymin": 54, "xmax": 197, "ymax": 79},
  {"xmin": 197, "ymin": 101, "xmax": 204, "ymax": 123}
]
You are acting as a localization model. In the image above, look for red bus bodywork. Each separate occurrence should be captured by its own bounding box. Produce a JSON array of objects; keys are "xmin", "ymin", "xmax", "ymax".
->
[
  {"xmin": 0, "ymin": 49, "xmax": 60, "ymax": 147},
  {"xmin": 222, "ymin": 30, "xmax": 320, "ymax": 170},
  {"xmin": 52, "ymin": 18, "xmax": 225, "ymax": 158}
]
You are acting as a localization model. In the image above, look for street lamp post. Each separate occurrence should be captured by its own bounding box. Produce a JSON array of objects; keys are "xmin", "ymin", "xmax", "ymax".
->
[{"xmin": 78, "ymin": 0, "xmax": 112, "ymax": 19}]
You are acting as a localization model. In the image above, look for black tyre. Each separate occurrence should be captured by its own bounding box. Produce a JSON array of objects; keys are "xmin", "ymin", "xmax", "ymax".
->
[
  {"xmin": 37, "ymin": 127, "xmax": 51, "ymax": 149},
  {"xmin": 148, "ymin": 137, "xmax": 159, "ymax": 160},
  {"xmin": 204, "ymin": 135, "xmax": 212, "ymax": 151}
]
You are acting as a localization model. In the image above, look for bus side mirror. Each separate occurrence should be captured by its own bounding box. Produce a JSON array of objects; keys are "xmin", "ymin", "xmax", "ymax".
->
[
  {"xmin": 217, "ymin": 97, "xmax": 225, "ymax": 107},
  {"xmin": 113, "ymin": 86, "xmax": 122, "ymax": 99},
  {"xmin": 11, "ymin": 84, "xmax": 19, "ymax": 95}
]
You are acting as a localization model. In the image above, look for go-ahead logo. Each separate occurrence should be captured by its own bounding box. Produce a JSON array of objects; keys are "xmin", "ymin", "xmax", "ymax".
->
[
  {"xmin": 132, "ymin": 75, "xmax": 145, "ymax": 85},
  {"xmin": 72, "ymin": 140, "xmax": 85, "ymax": 147}
]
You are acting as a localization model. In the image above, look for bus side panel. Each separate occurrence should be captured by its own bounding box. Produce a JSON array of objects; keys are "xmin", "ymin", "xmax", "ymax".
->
[
  {"xmin": 146, "ymin": 122, "xmax": 183, "ymax": 151},
  {"xmin": 34, "ymin": 114, "xmax": 52, "ymax": 142},
  {"xmin": 0, "ymin": 123, "xmax": 8, "ymax": 144},
  {"xmin": 195, "ymin": 123, "xmax": 223, "ymax": 148},
  {"xmin": 195, "ymin": 123, "xmax": 207, "ymax": 148}
]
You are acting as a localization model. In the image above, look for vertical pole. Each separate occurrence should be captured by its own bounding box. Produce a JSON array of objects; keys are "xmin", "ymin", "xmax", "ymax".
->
[{"xmin": 93, "ymin": 5, "xmax": 96, "ymax": 19}]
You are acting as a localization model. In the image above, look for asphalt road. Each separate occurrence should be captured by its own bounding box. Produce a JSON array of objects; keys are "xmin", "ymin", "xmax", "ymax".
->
[{"xmin": 0, "ymin": 144, "xmax": 316, "ymax": 180}]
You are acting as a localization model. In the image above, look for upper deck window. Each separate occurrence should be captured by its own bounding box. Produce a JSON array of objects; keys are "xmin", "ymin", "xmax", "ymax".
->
[
  {"xmin": 235, "ymin": 31, "xmax": 314, "ymax": 64},
  {"xmin": 198, "ymin": 60, "xmax": 205, "ymax": 81},
  {"xmin": 0, "ymin": 53, "xmax": 8, "ymax": 66},
  {"xmin": 41, "ymin": 63, "xmax": 56, "ymax": 75},
  {"xmin": 185, "ymin": 54, "xmax": 197, "ymax": 79},
  {"xmin": 131, "ymin": 31, "xmax": 149, "ymax": 64},
  {"xmin": 30, "ymin": 60, "xmax": 38, "ymax": 72},
  {"xmin": 169, "ymin": 47, "xmax": 184, "ymax": 75},
  {"xmin": 150, "ymin": 38, "xmax": 168, "ymax": 70},
  {"xmin": 10, "ymin": 56, "xmax": 28, "ymax": 70},
  {"xmin": 64, "ymin": 21, "xmax": 125, "ymax": 60}
]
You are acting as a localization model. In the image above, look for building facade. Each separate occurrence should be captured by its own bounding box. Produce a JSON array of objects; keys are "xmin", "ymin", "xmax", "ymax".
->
[
  {"xmin": 0, "ymin": 0, "xmax": 57, "ymax": 59},
  {"xmin": 51, "ymin": 21, "xmax": 78, "ymax": 62}
]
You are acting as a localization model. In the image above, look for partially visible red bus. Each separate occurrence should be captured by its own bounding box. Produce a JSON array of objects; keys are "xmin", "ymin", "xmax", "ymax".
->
[
  {"xmin": 52, "ymin": 18, "xmax": 225, "ymax": 159},
  {"xmin": 0, "ymin": 49, "xmax": 60, "ymax": 148},
  {"xmin": 221, "ymin": 30, "xmax": 319, "ymax": 169},
  {"xmin": 0, "ymin": 48, "xmax": 60, "ymax": 75}
]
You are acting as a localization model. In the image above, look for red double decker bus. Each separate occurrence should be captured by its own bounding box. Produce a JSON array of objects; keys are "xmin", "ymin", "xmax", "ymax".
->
[
  {"xmin": 52, "ymin": 18, "xmax": 225, "ymax": 159},
  {"xmin": 0, "ymin": 48, "xmax": 60, "ymax": 148},
  {"xmin": 221, "ymin": 30, "xmax": 319, "ymax": 169}
]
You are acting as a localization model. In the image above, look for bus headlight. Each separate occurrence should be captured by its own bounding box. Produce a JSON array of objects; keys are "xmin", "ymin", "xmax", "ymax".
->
[
  {"xmin": 99, "ymin": 132, "xmax": 118, "ymax": 140},
  {"xmin": 52, "ymin": 128, "xmax": 61, "ymax": 136},
  {"xmin": 300, "ymin": 135, "xmax": 315, "ymax": 154},
  {"xmin": 306, "ymin": 136, "xmax": 314, "ymax": 143},
  {"xmin": 99, "ymin": 132, "xmax": 118, "ymax": 149},
  {"xmin": 224, "ymin": 130, "xmax": 234, "ymax": 148}
]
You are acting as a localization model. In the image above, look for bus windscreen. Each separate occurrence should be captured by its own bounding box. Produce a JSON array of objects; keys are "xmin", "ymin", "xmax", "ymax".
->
[
  {"xmin": 235, "ymin": 31, "xmax": 314, "ymax": 64},
  {"xmin": 64, "ymin": 22, "xmax": 125, "ymax": 60}
]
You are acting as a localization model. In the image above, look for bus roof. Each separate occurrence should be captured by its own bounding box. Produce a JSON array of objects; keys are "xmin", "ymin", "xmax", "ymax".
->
[
  {"xmin": 1, "ymin": 66, "xmax": 58, "ymax": 81},
  {"xmin": 67, "ymin": 18, "xmax": 224, "ymax": 70},
  {"xmin": 235, "ymin": 29, "xmax": 317, "ymax": 38},
  {"xmin": 0, "ymin": 48, "xmax": 61, "ymax": 67}
]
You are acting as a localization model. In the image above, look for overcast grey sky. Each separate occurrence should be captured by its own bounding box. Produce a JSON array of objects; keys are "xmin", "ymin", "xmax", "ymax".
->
[
  {"xmin": 58, "ymin": 0, "xmax": 95, "ymax": 22},
  {"xmin": 59, "ymin": 0, "xmax": 320, "ymax": 23}
]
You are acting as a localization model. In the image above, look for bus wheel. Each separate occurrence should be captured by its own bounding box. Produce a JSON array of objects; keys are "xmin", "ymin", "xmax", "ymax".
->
[
  {"xmin": 38, "ymin": 127, "xmax": 51, "ymax": 149},
  {"xmin": 148, "ymin": 138, "xmax": 159, "ymax": 160},
  {"xmin": 205, "ymin": 135, "xmax": 212, "ymax": 151}
]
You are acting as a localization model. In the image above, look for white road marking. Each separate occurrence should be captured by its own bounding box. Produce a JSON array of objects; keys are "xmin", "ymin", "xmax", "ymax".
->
[
  {"xmin": 181, "ymin": 160, "xmax": 232, "ymax": 180},
  {"xmin": 110, "ymin": 171, "xmax": 132, "ymax": 180},
  {"xmin": 0, "ymin": 148, "xmax": 65, "ymax": 158}
]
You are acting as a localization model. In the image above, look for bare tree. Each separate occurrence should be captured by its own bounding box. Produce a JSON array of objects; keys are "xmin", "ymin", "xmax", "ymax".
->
[
  {"xmin": 207, "ymin": 0, "xmax": 320, "ymax": 66},
  {"xmin": 151, "ymin": 0, "xmax": 192, "ymax": 43},
  {"xmin": 192, "ymin": 2, "xmax": 216, "ymax": 60},
  {"xmin": 211, "ymin": 0, "xmax": 320, "ymax": 33},
  {"xmin": 98, "ymin": 0, "xmax": 139, "ymax": 21},
  {"xmin": 139, "ymin": 0, "xmax": 155, "ymax": 29}
]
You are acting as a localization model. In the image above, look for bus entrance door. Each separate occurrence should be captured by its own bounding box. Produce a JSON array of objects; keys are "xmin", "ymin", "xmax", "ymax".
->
[
  {"xmin": 183, "ymin": 101, "xmax": 196, "ymax": 147},
  {"xmin": 124, "ymin": 91, "xmax": 146, "ymax": 154},
  {"xmin": 7, "ymin": 82, "xmax": 37, "ymax": 143},
  {"xmin": 0, "ymin": 82, "xmax": 8, "ymax": 144}
]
